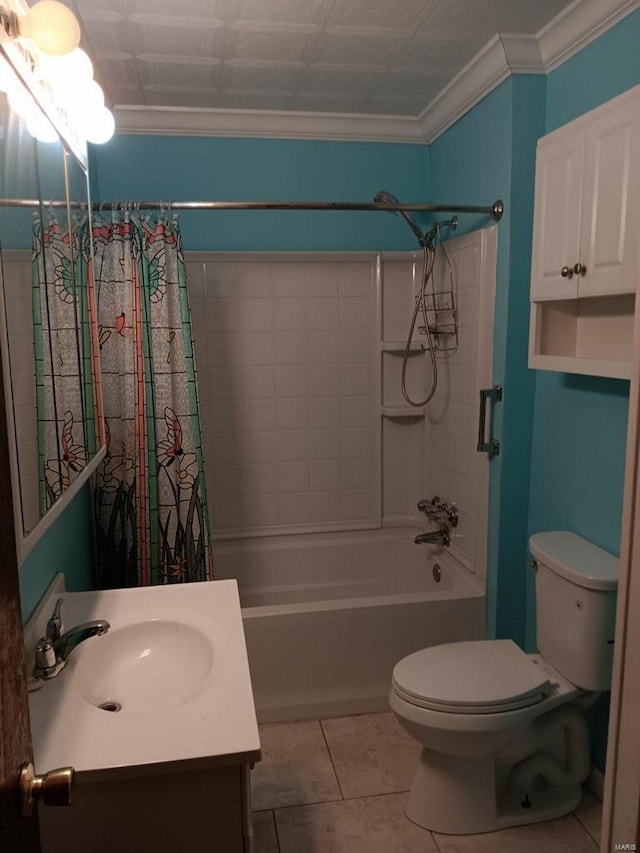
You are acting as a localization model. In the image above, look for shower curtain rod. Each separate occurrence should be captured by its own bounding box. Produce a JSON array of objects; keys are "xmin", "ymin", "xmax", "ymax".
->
[{"xmin": 0, "ymin": 198, "xmax": 504, "ymax": 220}]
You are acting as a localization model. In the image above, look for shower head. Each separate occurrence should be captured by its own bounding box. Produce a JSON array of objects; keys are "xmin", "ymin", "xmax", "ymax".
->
[{"xmin": 374, "ymin": 190, "xmax": 425, "ymax": 247}]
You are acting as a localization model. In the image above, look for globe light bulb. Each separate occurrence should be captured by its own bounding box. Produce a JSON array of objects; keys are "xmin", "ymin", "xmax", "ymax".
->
[
  {"xmin": 20, "ymin": 0, "xmax": 81, "ymax": 57},
  {"xmin": 7, "ymin": 82, "xmax": 35, "ymax": 118},
  {"xmin": 59, "ymin": 78, "xmax": 104, "ymax": 119},
  {"xmin": 84, "ymin": 105, "xmax": 115, "ymax": 144},
  {"xmin": 40, "ymin": 48, "xmax": 93, "ymax": 86},
  {"xmin": 26, "ymin": 109, "xmax": 58, "ymax": 143}
]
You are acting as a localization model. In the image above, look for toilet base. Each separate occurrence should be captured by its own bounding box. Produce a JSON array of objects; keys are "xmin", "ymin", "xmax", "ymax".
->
[{"xmin": 405, "ymin": 747, "xmax": 583, "ymax": 835}]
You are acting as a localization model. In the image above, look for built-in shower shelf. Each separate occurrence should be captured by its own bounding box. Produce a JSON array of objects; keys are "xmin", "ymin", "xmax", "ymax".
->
[
  {"xmin": 380, "ymin": 341, "xmax": 425, "ymax": 354},
  {"xmin": 381, "ymin": 406, "xmax": 426, "ymax": 418}
]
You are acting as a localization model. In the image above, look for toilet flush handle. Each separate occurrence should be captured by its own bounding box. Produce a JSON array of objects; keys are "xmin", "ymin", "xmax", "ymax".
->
[{"xmin": 526, "ymin": 558, "xmax": 538, "ymax": 573}]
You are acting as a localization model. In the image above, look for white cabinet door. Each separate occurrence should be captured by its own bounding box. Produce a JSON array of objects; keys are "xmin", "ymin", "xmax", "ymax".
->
[
  {"xmin": 530, "ymin": 122, "xmax": 584, "ymax": 301},
  {"xmin": 579, "ymin": 90, "xmax": 640, "ymax": 297}
]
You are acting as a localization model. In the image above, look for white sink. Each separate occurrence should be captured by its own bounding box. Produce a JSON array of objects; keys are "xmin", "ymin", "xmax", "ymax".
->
[
  {"xmin": 73, "ymin": 620, "xmax": 214, "ymax": 714},
  {"xmin": 27, "ymin": 579, "xmax": 260, "ymax": 779}
]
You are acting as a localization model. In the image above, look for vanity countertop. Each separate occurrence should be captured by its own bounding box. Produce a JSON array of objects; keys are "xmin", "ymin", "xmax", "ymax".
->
[{"xmin": 27, "ymin": 579, "xmax": 261, "ymax": 781}]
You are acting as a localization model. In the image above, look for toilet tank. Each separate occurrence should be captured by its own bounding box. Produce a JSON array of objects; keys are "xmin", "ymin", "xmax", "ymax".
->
[{"xmin": 530, "ymin": 531, "xmax": 618, "ymax": 691}]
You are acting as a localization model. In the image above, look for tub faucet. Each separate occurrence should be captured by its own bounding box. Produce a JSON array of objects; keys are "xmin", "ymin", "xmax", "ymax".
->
[
  {"xmin": 414, "ymin": 525, "xmax": 451, "ymax": 548},
  {"xmin": 417, "ymin": 496, "xmax": 458, "ymax": 528},
  {"xmin": 33, "ymin": 598, "xmax": 110, "ymax": 681}
]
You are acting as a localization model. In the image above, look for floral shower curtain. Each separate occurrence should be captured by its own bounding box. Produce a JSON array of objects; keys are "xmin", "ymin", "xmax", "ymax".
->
[
  {"xmin": 91, "ymin": 212, "xmax": 212, "ymax": 587},
  {"xmin": 33, "ymin": 213, "xmax": 99, "ymax": 510}
]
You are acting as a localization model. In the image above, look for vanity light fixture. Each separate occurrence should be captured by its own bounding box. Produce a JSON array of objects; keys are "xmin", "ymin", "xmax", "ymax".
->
[
  {"xmin": 0, "ymin": 0, "xmax": 115, "ymax": 149},
  {"xmin": 0, "ymin": 0, "xmax": 80, "ymax": 56}
]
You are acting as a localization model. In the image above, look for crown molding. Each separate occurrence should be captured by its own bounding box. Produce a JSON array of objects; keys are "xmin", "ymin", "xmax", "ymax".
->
[
  {"xmin": 417, "ymin": 36, "xmax": 511, "ymax": 144},
  {"xmin": 499, "ymin": 34, "xmax": 545, "ymax": 73},
  {"xmin": 538, "ymin": 0, "xmax": 640, "ymax": 71},
  {"xmin": 418, "ymin": 0, "xmax": 638, "ymax": 144},
  {"xmin": 112, "ymin": 104, "xmax": 426, "ymax": 144},
  {"xmin": 112, "ymin": 0, "xmax": 639, "ymax": 145}
]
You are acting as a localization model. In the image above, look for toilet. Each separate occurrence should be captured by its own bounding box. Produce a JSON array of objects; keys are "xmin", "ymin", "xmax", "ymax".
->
[{"xmin": 390, "ymin": 531, "xmax": 618, "ymax": 835}]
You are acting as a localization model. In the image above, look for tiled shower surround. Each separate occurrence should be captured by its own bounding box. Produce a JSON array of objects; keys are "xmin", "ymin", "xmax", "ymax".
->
[
  {"xmin": 188, "ymin": 232, "xmax": 494, "ymax": 567},
  {"xmin": 187, "ymin": 256, "xmax": 378, "ymax": 535}
]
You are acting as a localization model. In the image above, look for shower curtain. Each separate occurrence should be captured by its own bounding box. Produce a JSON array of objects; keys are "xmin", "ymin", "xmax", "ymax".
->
[
  {"xmin": 90, "ymin": 212, "xmax": 212, "ymax": 587},
  {"xmin": 33, "ymin": 213, "xmax": 99, "ymax": 511}
]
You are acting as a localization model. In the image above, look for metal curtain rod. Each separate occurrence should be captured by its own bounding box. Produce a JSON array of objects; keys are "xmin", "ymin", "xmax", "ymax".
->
[{"xmin": 0, "ymin": 198, "xmax": 505, "ymax": 220}]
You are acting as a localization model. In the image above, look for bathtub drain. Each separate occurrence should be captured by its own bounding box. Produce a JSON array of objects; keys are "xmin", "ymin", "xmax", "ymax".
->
[{"xmin": 98, "ymin": 701, "xmax": 122, "ymax": 713}]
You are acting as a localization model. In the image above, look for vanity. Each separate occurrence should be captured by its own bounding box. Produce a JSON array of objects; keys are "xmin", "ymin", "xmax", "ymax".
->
[{"xmin": 26, "ymin": 577, "xmax": 261, "ymax": 853}]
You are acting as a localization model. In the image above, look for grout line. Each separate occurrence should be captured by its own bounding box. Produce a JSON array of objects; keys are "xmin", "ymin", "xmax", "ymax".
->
[
  {"xmin": 339, "ymin": 786, "xmax": 411, "ymax": 802},
  {"xmin": 431, "ymin": 830, "xmax": 445, "ymax": 853},
  {"xmin": 271, "ymin": 809, "xmax": 282, "ymax": 853},
  {"xmin": 272, "ymin": 789, "xmax": 421, "ymax": 813},
  {"xmin": 264, "ymin": 793, "xmax": 346, "ymax": 811},
  {"xmin": 319, "ymin": 718, "xmax": 346, "ymax": 800},
  {"xmin": 571, "ymin": 813, "xmax": 601, "ymax": 848}
]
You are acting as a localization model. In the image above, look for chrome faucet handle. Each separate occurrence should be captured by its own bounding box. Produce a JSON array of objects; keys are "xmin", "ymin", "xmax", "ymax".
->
[
  {"xmin": 417, "ymin": 496, "xmax": 441, "ymax": 513},
  {"xmin": 34, "ymin": 638, "xmax": 57, "ymax": 678},
  {"xmin": 33, "ymin": 619, "xmax": 111, "ymax": 681},
  {"xmin": 46, "ymin": 598, "xmax": 64, "ymax": 643},
  {"xmin": 443, "ymin": 502, "xmax": 459, "ymax": 528},
  {"xmin": 418, "ymin": 496, "xmax": 458, "ymax": 528}
]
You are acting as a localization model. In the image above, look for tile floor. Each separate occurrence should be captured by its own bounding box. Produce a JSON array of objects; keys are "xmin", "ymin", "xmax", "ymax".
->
[{"xmin": 250, "ymin": 712, "xmax": 602, "ymax": 853}]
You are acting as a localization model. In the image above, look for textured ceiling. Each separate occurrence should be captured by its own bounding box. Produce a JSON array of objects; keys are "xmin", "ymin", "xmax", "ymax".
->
[{"xmin": 72, "ymin": 0, "xmax": 576, "ymax": 117}]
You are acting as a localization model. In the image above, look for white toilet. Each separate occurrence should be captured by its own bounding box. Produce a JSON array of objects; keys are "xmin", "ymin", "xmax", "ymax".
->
[{"xmin": 390, "ymin": 531, "xmax": 618, "ymax": 835}]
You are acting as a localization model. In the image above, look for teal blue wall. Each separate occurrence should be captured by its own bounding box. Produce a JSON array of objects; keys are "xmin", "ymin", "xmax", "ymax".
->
[
  {"xmin": 526, "ymin": 8, "xmax": 640, "ymax": 644},
  {"xmin": 525, "ymin": 9, "xmax": 640, "ymax": 772},
  {"xmin": 91, "ymin": 137, "xmax": 429, "ymax": 252},
  {"xmin": 19, "ymin": 482, "xmax": 95, "ymax": 621},
  {"xmin": 524, "ymin": 10, "xmax": 640, "ymax": 771},
  {"xmin": 429, "ymin": 76, "xmax": 546, "ymax": 644},
  {"xmin": 545, "ymin": 9, "xmax": 640, "ymax": 132}
]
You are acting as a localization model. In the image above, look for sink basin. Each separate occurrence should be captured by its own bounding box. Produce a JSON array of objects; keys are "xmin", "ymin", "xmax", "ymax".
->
[
  {"xmin": 27, "ymin": 579, "xmax": 260, "ymax": 777},
  {"xmin": 73, "ymin": 620, "xmax": 214, "ymax": 714}
]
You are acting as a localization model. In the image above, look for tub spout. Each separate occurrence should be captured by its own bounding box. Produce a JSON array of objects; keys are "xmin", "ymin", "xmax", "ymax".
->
[{"xmin": 414, "ymin": 526, "xmax": 450, "ymax": 547}]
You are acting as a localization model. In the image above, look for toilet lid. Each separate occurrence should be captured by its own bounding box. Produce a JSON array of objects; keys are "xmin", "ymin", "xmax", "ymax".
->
[{"xmin": 392, "ymin": 640, "xmax": 553, "ymax": 714}]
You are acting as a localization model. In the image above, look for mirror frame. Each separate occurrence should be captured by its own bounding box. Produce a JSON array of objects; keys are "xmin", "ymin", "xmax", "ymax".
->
[{"xmin": 0, "ymin": 39, "xmax": 106, "ymax": 562}]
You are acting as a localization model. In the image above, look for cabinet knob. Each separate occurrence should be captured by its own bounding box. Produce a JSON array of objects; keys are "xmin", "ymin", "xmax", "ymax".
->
[
  {"xmin": 560, "ymin": 266, "xmax": 574, "ymax": 279},
  {"xmin": 573, "ymin": 263, "xmax": 587, "ymax": 276}
]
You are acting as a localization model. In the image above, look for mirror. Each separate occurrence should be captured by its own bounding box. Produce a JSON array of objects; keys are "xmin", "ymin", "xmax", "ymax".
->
[{"xmin": 0, "ymin": 60, "xmax": 104, "ymax": 560}]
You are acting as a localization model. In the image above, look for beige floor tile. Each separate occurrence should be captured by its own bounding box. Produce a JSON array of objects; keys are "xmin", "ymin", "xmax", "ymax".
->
[
  {"xmin": 252, "ymin": 720, "xmax": 342, "ymax": 810},
  {"xmin": 321, "ymin": 712, "xmax": 419, "ymax": 799},
  {"xmin": 575, "ymin": 788, "xmax": 602, "ymax": 845},
  {"xmin": 433, "ymin": 814, "xmax": 598, "ymax": 853},
  {"xmin": 275, "ymin": 792, "xmax": 439, "ymax": 853},
  {"xmin": 252, "ymin": 811, "xmax": 280, "ymax": 853}
]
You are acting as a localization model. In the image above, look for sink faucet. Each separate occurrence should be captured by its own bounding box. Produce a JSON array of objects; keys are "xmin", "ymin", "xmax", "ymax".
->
[
  {"xmin": 33, "ymin": 598, "xmax": 110, "ymax": 681},
  {"xmin": 414, "ymin": 525, "xmax": 451, "ymax": 548}
]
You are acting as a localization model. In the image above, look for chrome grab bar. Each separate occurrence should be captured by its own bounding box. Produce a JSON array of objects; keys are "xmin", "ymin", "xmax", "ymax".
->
[{"xmin": 477, "ymin": 385, "xmax": 502, "ymax": 457}]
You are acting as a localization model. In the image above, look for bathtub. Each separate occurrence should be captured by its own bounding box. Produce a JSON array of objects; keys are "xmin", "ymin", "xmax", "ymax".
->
[{"xmin": 213, "ymin": 527, "xmax": 485, "ymax": 722}]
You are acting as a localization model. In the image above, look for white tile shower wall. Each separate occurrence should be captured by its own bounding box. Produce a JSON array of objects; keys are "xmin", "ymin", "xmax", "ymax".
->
[
  {"xmin": 187, "ymin": 255, "xmax": 378, "ymax": 536},
  {"xmin": 2, "ymin": 253, "xmax": 39, "ymax": 535}
]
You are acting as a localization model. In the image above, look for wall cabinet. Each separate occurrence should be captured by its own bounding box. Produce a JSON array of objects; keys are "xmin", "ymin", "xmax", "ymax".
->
[{"xmin": 529, "ymin": 85, "xmax": 640, "ymax": 379}]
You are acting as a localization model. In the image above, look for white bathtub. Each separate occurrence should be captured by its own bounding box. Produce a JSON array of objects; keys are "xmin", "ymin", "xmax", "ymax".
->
[{"xmin": 213, "ymin": 527, "xmax": 485, "ymax": 722}]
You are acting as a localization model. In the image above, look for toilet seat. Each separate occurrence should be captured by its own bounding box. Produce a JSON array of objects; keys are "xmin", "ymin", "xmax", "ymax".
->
[{"xmin": 392, "ymin": 639, "xmax": 555, "ymax": 714}]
